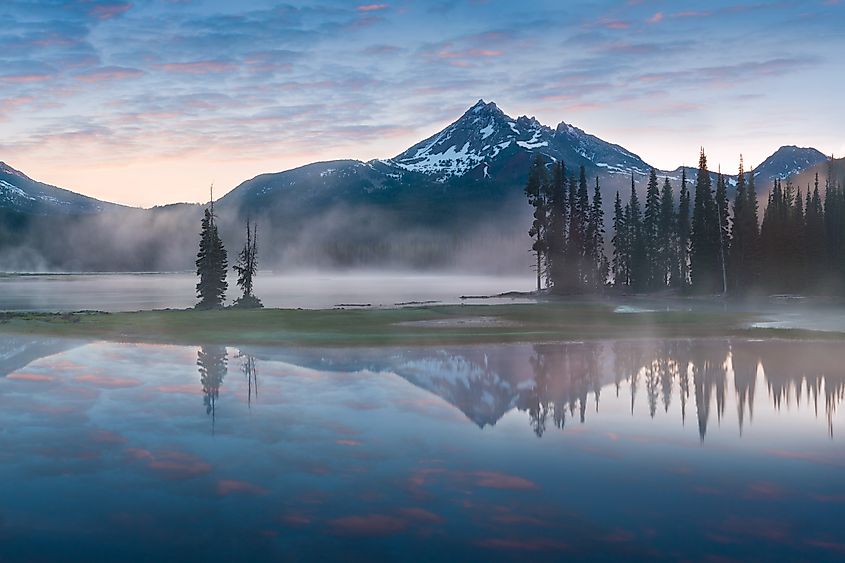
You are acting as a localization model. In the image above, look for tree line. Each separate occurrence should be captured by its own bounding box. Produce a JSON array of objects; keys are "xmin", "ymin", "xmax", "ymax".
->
[{"xmin": 526, "ymin": 151, "xmax": 843, "ymax": 295}]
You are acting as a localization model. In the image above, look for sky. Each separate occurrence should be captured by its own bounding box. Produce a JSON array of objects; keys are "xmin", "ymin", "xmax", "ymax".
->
[{"xmin": 1, "ymin": 0, "xmax": 844, "ymax": 207}]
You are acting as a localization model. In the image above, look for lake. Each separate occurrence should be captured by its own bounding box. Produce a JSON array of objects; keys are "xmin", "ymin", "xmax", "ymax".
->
[
  {"xmin": 0, "ymin": 336, "xmax": 842, "ymax": 561},
  {"xmin": 0, "ymin": 272, "xmax": 534, "ymax": 312}
]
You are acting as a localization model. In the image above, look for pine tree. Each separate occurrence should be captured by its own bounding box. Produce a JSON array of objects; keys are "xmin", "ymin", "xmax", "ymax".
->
[
  {"xmin": 805, "ymin": 172, "xmax": 825, "ymax": 287},
  {"xmin": 586, "ymin": 176, "xmax": 606, "ymax": 289},
  {"xmin": 643, "ymin": 168, "xmax": 661, "ymax": 290},
  {"xmin": 789, "ymin": 184, "xmax": 806, "ymax": 291},
  {"xmin": 612, "ymin": 191, "xmax": 627, "ymax": 287},
  {"xmin": 728, "ymin": 157, "xmax": 748, "ymax": 292},
  {"xmin": 233, "ymin": 218, "xmax": 262, "ymax": 308},
  {"xmin": 658, "ymin": 176, "xmax": 676, "ymax": 288},
  {"xmin": 690, "ymin": 149, "xmax": 719, "ymax": 293},
  {"xmin": 562, "ymin": 165, "xmax": 589, "ymax": 287},
  {"xmin": 566, "ymin": 170, "xmax": 581, "ymax": 287},
  {"xmin": 525, "ymin": 154, "xmax": 549, "ymax": 291},
  {"xmin": 746, "ymin": 166, "xmax": 760, "ymax": 286},
  {"xmin": 196, "ymin": 195, "xmax": 228, "ymax": 309},
  {"xmin": 628, "ymin": 174, "xmax": 646, "ymax": 290},
  {"xmin": 547, "ymin": 161, "xmax": 568, "ymax": 291},
  {"xmin": 677, "ymin": 168, "xmax": 691, "ymax": 289},
  {"xmin": 715, "ymin": 170, "xmax": 729, "ymax": 293}
]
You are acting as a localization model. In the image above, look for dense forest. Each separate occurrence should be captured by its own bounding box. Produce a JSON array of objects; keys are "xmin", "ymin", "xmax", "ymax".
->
[{"xmin": 526, "ymin": 151, "xmax": 844, "ymax": 295}]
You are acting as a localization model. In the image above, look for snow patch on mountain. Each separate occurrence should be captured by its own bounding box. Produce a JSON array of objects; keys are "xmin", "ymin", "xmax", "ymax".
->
[{"xmin": 0, "ymin": 179, "xmax": 37, "ymax": 202}]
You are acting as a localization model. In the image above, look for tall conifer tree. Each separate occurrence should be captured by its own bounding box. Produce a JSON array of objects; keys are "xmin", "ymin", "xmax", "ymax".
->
[
  {"xmin": 677, "ymin": 168, "xmax": 691, "ymax": 289},
  {"xmin": 690, "ymin": 149, "xmax": 720, "ymax": 292},
  {"xmin": 658, "ymin": 176, "xmax": 676, "ymax": 288},
  {"xmin": 525, "ymin": 154, "xmax": 549, "ymax": 291},
  {"xmin": 196, "ymin": 192, "xmax": 228, "ymax": 309},
  {"xmin": 644, "ymin": 168, "xmax": 661, "ymax": 290}
]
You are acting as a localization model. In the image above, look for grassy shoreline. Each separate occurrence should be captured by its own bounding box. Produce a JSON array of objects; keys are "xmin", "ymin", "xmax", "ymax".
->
[{"xmin": 1, "ymin": 302, "xmax": 841, "ymax": 347}]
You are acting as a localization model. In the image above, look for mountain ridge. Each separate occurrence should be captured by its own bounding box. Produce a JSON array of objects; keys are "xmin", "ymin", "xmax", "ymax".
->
[
  {"xmin": 0, "ymin": 101, "xmax": 839, "ymax": 271},
  {"xmin": 0, "ymin": 101, "xmax": 834, "ymax": 215}
]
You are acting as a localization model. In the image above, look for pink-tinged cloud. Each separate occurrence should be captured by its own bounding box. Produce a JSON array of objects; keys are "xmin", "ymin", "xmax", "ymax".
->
[
  {"xmin": 126, "ymin": 448, "xmax": 212, "ymax": 479},
  {"xmin": 329, "ymin": 514, "xmax": 406, "ymax": 536},
  {"xmin": 806, "ymin": 539, "xmax": 845, "ymax": 553},
  {"xmin": 398, "ymin": 507, "xmax": 443, "ymax": 524},
  {"xmin": 601, "ymin": 19, "xmax": 630, "ymax": 30},
  {"xmin": 0, "ymin": 95, "xmax": 34, "ymax": 116},
  {"xmin": 75, "ymin": 374, "xmax": 141, "ymax": 388},
  {"xmin": 157, "ymin": 60, "xmax": 237, "ymax": 74},
  {"xmin": 768, "ymin": 449, "xmax": 845, "ymax": 467},
  {"xmin": 648, "ymin": 12, "xmax": 664, "ymax": 24},
  {"xmin": 674, "ymin": 11, "xmax": 712, "ymax": 18},
  {"xmin": 282, "ymin": 513, "xmax": 312, "ymax": 525},
  {"xmin": 149, "ymin": 384, "xmax": 200, "ymax": 395},
  {"xmin": 477, "ymin": 538, "xmax": 569, "ymax": 551},
  {"xmin": 90, "ymin": 2, "xmax": 133, "ymax": 20},
  {"xmin": 472, "ymin": 471, "xmax": 538, "ymax": 490},
  {"xmin": 75, "ymin": 67, "xmax": 144, "ymax": 83},
  {"xmin": 0, "ymin": 74, "xmax": 52, "ymax": 84},
  {"xmin": 216, "ymin": 479, "xmax": 269, "ymax": 497},
  {"xmin": 745, "ymin": 481, "xmax": 784, "ymax": 499},
  {"xmin": 357, "ymin": 4, "xmax": 388, "ymax": 11},
  {"xmin": 7, "ymin": 372, "xmax": 56, "ymax": 382},
  {"xmin": 336, "ymin": 439, "xmax": 362, "ymax": 446},
  {"xmin": 437, "ymin": 48, "xmax": 503, "ymax": 59}
]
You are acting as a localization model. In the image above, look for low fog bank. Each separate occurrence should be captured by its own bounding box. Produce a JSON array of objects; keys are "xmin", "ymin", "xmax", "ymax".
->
[{"xmin": 0, "ymin": 200, "xmax": 537, "ymax": 275}]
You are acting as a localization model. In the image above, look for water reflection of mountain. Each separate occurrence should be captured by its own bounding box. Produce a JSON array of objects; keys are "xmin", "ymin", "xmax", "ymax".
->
[
  {"xmin": 0, "ymin": 336, "xmax": 82, "ymax": 378},
  {"xmin": 2, "ymin": 337, "xmax": 842, "ymax": 439},
  {"xmin": 244, "ymin": 340, "xmax": 845, "ymax": 439}
]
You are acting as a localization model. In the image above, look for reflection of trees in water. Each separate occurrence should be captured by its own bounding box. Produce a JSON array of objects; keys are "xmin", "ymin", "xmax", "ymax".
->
[
  {"xmin": 197, "ymin": 346, "xmax": 228, "ymax": 428},
  {"xmin": 522, "ymin": 340, "xmax": 845, "ymax": 439},
  {"xmin": 239, "ymin": 353, "xmax": 258, "ymax": 407},
  {"xmin": 751, "ymin": 341, "xmax": 845, "ymax": 438},
  {"xmin": 524, "ymin": 342, "xmax": 603, "ymax": 437}
]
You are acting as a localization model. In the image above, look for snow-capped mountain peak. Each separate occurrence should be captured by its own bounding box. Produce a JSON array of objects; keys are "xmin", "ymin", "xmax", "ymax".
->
[
  {"xmin": 389, "ymin": 100, "xmax": 657, "ymax": 180},
  {"xmin": 390, "ymin": 99, "xmax": 553, "ymax": 177}
]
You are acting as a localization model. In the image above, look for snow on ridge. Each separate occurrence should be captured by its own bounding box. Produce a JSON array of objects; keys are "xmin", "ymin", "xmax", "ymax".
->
[{"xmin": 0, "ymin": 179, "xmax": 36, "ymax": 202}]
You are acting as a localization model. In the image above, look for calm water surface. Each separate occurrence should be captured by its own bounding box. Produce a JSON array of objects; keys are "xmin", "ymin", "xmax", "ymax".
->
[
  {"xmin": 0, "ymin": 337, "xmax": 843, "ymax": 561},
  {"xmin": 0, "ymin": 273, "xmax": 533, "ymax": 312}
]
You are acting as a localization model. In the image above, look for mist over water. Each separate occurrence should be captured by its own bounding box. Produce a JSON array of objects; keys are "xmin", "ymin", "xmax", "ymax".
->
[{"xmin": 0, "ymin": 272, "xmax": 534, "ymax": 312}]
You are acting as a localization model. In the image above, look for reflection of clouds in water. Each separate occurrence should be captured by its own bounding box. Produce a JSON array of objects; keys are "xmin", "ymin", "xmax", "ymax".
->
[{"xmin": 0, "ymin": 337, "xmax": 843, "ymax": 560}]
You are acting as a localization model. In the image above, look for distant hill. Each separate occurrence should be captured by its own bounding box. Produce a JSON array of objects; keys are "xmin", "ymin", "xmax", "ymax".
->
[{"xmin": 0, "ymin": 162, "xmax": 121, "ymax": 215}]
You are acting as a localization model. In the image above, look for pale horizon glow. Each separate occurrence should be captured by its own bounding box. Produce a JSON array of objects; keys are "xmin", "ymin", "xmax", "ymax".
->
[{"xmin": 2, "ymin": 0, "xmax": 843, "ymax": 207}]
